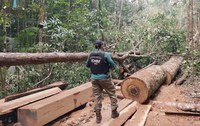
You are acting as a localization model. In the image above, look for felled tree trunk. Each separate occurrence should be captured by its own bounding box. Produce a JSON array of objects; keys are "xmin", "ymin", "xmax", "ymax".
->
[
  {"xmin": 121, "ymin": 65, "xmax": 166, "ymax": 103},
  {"xmin": 161, "ymin": 56, "xmax": 183, "ymax": 85},
  {"xmin": 154, "ymin": 101, "xmax": 200, "ymax": 113},
  {"xmin": 0, "ymin": 52, "xmax": 141, "ymax": 67}
]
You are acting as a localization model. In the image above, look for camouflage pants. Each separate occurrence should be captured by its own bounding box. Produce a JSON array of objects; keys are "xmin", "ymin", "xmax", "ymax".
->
[{"xmin": 91, "ymin": 78, "xmax": 118, "ymax": 112}]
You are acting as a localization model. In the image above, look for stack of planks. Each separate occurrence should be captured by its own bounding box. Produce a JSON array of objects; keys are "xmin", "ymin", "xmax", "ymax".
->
[
  {"xmin": 80, "ymin": 99, "xmax": 152, "ymax": 126},
  {"xmin": 0, "ymin": 81, "xmax": 94, "ymax": 126}
]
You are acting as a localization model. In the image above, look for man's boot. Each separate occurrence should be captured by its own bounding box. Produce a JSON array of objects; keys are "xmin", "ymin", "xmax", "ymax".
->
[
  {"xmin": 111, "ymin": 109, "xmax": 119, "ymax": 118},
  {"xmin": 95, "ymin": 110, "xmax": 102, "ymax": 124}
]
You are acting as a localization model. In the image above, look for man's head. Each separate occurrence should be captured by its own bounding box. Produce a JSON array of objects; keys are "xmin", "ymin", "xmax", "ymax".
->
[{"xmin": 94, "ymin": 40, "xmax": 105, "ymax": 50}]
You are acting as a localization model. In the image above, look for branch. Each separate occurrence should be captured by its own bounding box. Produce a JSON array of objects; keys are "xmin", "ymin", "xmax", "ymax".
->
[{"xmin": 32, "ymin": 65, "xmax": 54, "ymax": 87}]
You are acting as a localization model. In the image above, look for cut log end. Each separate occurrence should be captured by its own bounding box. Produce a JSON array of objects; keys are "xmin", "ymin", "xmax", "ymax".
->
[{"xmin": 121, "ymin": 77, "xmax": 148, "ymax": 103}]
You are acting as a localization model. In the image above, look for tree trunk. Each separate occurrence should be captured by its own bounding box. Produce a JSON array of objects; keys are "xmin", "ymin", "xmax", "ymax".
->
[
  {"xmin": 115, "ymin": 0, "xmax": 122, "ymax": 30},
  {"xmin": 121, "ymin": 65, "xmax": 166, "ymax": 103},
  {"xmin": 161, "ymin": 56, "xmax": 183, "ymax": 85},
  {"xmin": 0, "ymin": 52, "xmax": 141, "ymax": 67},
  {"xmin": 187, "ymin": 0, "xmax": 194, "ymax": 47},
  {"xmin": 1, "ymin": 0, "xmax": 8, "ymax": 98},
  {"xmin": 38, "ymin": 0, "xmax": 45, "ymax": 51},
  {"xmin": 177, "ymin": 4, "xmax": 183, "ymax": 29}
]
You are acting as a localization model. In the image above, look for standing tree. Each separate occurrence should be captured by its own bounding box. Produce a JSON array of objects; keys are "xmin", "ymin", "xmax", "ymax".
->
[
  {"xmin": 1, "ymin": 0, "xmax": 8, "ymax": 97},
  {"xmin": 38, "ymin": 0, "xmax": 46, "ymax": 52},
  {"xmin": 187, "ymin": 0, "xmax": 193, "ymax": 48}
]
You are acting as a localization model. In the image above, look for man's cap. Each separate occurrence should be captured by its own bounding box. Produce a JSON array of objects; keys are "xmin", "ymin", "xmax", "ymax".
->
[{"xmin": 94, "ymin": 40, "xmax": 103, "ymax": 47}]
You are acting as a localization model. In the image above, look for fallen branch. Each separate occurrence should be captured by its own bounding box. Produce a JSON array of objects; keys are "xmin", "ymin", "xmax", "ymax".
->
[
  {"xmin": 32, "ymin": 65, "xmax": 54, "ymax": 87},
  {"xmin": 164, "ymin": 110, "xmax": 200, "ymax": 116},
  {"xmin": 154, "ymin": 101, "xmax": 200, "ymax": 113},
  {"xmin": 174, "ymin": 69, "xmax": 189, "ymax": 85},
  {"xmin": 191, "ymin": 93, "xmax": 200, "ymax": 98}
]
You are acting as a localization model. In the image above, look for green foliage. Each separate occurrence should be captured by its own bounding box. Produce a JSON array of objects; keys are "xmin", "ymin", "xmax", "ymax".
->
[
  {"xmin": 193, "ymin": 48, "xmax": 200, "ymax": 75},
  {"xmin": 15, "ymin": 27, "xmax": 38, "ymax": 52},
  {"xmin": 51, "ymin": 63, "xmax": 90, "ymax": 89}
]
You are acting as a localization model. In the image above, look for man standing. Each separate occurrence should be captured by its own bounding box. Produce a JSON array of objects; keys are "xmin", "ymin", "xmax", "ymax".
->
[{"xmin": 86, "ymin": 40, "xmax": 119, "ymax": 124}]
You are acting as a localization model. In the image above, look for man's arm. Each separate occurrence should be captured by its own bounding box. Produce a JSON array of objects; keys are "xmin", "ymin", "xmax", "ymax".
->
[
  {"xmin": 105, "ymin": 52, "xmax": 116, "ymax": 68},
  {"xmin": 86, "ymin": 55, "xmax": 90, "ymax": 68}
]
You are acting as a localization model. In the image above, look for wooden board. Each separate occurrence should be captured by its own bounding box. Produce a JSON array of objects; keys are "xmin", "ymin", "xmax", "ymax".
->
[
  {"xmin": 80, "ymin": 99, "xmax": 133, "ymax": 126},
  {"xmin": 5, "ymin": 81, "xmax": 67, "ymax": 102},
  {"xmin": 124, "ymin": 104, "xmax": 152, "ymax": 126},
  {"xmin": 102, "ymin": 101, "xmax": 138, "ymax": 126},
  {"xmin": 18, "ymin": 82, "xmax": 93, "ymax": 126},
  {"xmin": 0, "ymin": 87, "xmax": 61, "ymax": 115}
]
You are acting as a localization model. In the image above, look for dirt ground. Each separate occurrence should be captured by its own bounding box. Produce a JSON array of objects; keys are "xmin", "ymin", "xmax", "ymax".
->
[{"xmin": 48, "ymin": 78, "xmax": 200, "ymax": 126}]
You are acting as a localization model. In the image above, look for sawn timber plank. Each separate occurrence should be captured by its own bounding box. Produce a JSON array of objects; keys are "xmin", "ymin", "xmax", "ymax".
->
[
  {"xmin": 0, "ymin": 87, "xmax": 61, "ymax": 115},
  {"xmin": 124, "ymin": 104, "xmax": 152, "ymax": 126},
  {"xmin": 102, "ymin": 101, "xmax": 138, "ymax": 126},
  {"xmin": 81, "ymin": 98, "xmax": 133, "ymax": 126},
  {"xmin": 18, "ymin": 82, "xmax": 93, "ymax": 126}
]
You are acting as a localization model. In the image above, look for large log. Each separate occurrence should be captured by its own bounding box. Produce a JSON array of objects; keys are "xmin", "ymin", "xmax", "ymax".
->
[
  {"xmin": 5, "ymin": 81, "xmax": 67, "ymax": 102},
  {"xmin": 161, "ymin": 56, "xmax": 183, "ymax": 84},
  {"xmin": 18, "ymin": 82, "xmax": 93, "ymax": 126},
  {"xmin": 0, "ymin": 52, "xmax": 88, "ymax": 66},
  {"xmin": 0, "ymin": 52, "xmax": 142, "ymax": 67},
  {"xmin": 0, "ymin": 87, "xmax": 61, "ymax": 115},
  {"xmin": 121, "ymin": 65, "xmax": 166, "ymax": 103}
]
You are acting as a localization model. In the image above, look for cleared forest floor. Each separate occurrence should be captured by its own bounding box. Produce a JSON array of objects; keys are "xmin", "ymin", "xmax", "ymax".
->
[{"xmin": 48, "ymin": 77, "xmax": 200, "ymax": 126}]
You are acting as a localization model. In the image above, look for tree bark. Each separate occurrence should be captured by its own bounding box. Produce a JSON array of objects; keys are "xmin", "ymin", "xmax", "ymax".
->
[
  {"xmin": 1, "ymin": 0, "xmax": 8, "ymax": 97},
  {"xmin": 187, "ymin": 0, "xmax": 194, "ymax": 47},
  {"xmin": 121, "ymin": 65, "xmax": 166, "ymax": 103},
  {"xmin": 0, "ymin": 51, "xmax": 142, "ymax": 67},
  {"xmin": 154, "ymin": 101, "xmax": 200, "ymax": 113},
  {"xmin": 161, "ymin": 56, "xmax": 183, "ymax": 85},
  {"xmin": 38, "ymin": 0, "xmax": 45, "ymax": 51}
]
